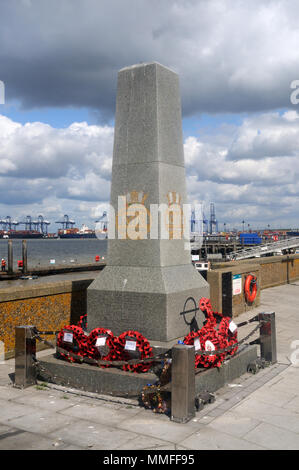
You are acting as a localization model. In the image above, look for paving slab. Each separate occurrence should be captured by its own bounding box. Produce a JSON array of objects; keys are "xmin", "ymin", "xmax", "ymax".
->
[
  {"xmin": 178, "ymin": 426, "xmax": 266, "ymax": 450},
  {"xmin": 7, "ymin": 408, "xmax": 78, "ymax": 434},
  {"xmin": 11, "ymin": 389, "xmax": 88, "ymax": 412},
  {"xmin": 282, "ymin": 395, "xmax": 299, "ymax": 412},
  {"xmin": 243, "ymin": 422, "xmax": 299, "ymax": 450},
  {"xmin": 256, "ymin": 411, "xmax": 299, "ymax": 434},
  {"xmin": 59, "ymin": 401, "xmax": 142, "ymax": 426},
  {"xmin": 0, "ymin": 398, "xmax": 39, "ymax": 424},
  {"xmin": 117, "ymin": 409, "xmax": 200, "ymax": 444},
  {"xmin": 0, "ymin": 385, "xmax": 27, "ymax": 401},
  {"xmin": 207, "ymin": 410, "xmax": 261, "ymax": 438},
  {"xmin": 0, "ymin": 428, "xmax": 60, "ymax": 450},
  {"xmin": 246, "ymin": 386, "xmax": 297, "ymax": 408},
  {"xmin": 48, "ymin": 419, "xmax": 141, "ymax": 450},
  {"xmin": 230, "ymin": 397, "xmax": 298, "ymax": 419},
  {"xmin": 116, "ymin": 435, "xmax": 174, "ymax": 451},
  {"xmin": 144, "ymin": 444, "xmax": 177, "ymax": 450}
]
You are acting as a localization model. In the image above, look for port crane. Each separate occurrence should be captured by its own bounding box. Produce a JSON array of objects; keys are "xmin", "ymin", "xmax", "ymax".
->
[
  {"xmin": 33, "ymin": 215, "xmax": 50, "ymax": 234},
  {"xmin": 209, "ymin": 202, "xmax": 218, "ymax": 234},
  {"xmin": 55, "ymin": 214, "xmax": 75, "ymax": 230},
  {"xmin": 18, "ymin": 216, "xmax": 34, "ymax": 231},
  {"xmin": 18, "ymin": 215, "xmax": 50, "ymax": 235},
  {"xmin": 0, "ymin": 216, "xmax": 19, "ymax": 231}
]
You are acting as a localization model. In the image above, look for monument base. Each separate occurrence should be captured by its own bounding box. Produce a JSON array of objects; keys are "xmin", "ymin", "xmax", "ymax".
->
[
  {"xmin": 87, "ymin": 264, "xmax": 209, "ymax": 341},
  {"xmin": 37, "ymin": 346, "xmax": 258, "ymax": 397}
]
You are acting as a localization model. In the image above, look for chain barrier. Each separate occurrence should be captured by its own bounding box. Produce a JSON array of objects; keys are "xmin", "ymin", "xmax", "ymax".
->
[
  {"xmin": 32, "ymin": 306, "xmax": 261, "ymax": 366},
  {"xmin": 31, "ymin": 304, "xmax": 264, "ymax": 415}
]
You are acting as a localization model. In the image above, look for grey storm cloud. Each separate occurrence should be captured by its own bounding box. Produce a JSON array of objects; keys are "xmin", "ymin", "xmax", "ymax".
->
[{"xmin": 1, "ymin": 0, "xmax": 299, "ymax": 117}]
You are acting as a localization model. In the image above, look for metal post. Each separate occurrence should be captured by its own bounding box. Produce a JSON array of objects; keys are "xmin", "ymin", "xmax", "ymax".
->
[
  {"xmin": 258, "ymin": 312, "xmax": 277, "ymax": 364},
  {"xmin": 15, "ymin": 326, "xmax": 37, "ymax": 388},
  {"xmin": 22, "ymin": 240, "xmax": 28, "ymax": 274},
  {"xmin": 171, "ymin": 344, "xmax": 195, "ymax": 423},
  {"xmin": 7, "ymin": 240, "xmax": 13, "ymax": 274}
]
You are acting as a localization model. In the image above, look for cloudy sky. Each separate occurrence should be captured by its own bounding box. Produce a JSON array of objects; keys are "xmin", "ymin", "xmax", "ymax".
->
[{"xmin": 1, "ymin": 0, "xmax": 299, "ymax": 231}]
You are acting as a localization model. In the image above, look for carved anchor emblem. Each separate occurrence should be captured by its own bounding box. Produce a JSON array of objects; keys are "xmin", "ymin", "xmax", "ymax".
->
[{"xmin": 180, "ymin": 297, "xmax": 200, "ymax": 332}]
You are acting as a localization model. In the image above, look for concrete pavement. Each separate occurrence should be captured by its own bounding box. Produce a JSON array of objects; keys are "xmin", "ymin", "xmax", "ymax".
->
[{"xmin": 0, "ymin": 282, "xmax": 299, "ymax": 450}]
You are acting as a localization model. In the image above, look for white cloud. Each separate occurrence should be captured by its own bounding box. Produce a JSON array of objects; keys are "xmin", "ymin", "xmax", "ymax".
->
[
  {"xmin": 0, "ymin": 116, "xmax": 113, "ymax": 180},
  {"xmin": 0, "ymin": 115, "xmax": 113, "ymax": 226},
  {"xmin": 227, "ymin": 111, "xmax": 299, "ymax": 160},
  {"xmin": 184, "ymin": 110, "xmax": 299, "ymax": 226},
  {"xmin": 2, "ymin": 109, "xmax": 299, "ymax": 228}
]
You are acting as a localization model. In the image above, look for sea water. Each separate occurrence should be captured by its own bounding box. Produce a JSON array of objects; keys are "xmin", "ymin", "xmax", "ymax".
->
[{"xmin": 0, "ymin": 238, "xmax": 108, "ymax": 269}]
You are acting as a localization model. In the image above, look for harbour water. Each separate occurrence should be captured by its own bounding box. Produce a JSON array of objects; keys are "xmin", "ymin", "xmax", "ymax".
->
[{"xmin": 0, "ymin": 238, "xmax": 107, "ymax": 269}]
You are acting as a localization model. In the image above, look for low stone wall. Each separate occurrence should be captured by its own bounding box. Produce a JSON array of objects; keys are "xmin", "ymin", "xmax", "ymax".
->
[
  {"xmin": 254, "ymin": 255, "xmax": 299, "ymax": 289},
  {"xmin": 2, "ymin": 254, "xmax": 298, "ymax": 358},
  {"xmin": 0, "ymin": 278, "xmax": 93, "ymax": 359},
  {"xmin": 207, "ymin": 264, "xmax": 260, "ymax": 318},
  {"xmin": 212, "ymin": 254, "xmax": 299, "ymax": 290}
]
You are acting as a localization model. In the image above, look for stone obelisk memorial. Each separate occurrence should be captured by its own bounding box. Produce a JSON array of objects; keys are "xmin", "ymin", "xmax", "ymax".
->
[{"xmin": 88, "ymin": 62, "xmax": 209, "ymax": 342}]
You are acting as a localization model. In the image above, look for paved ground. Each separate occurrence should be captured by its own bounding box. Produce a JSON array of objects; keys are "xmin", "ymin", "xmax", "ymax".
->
[{"xmin": 0, "ymin": 282, "xmax": 299, "ymax": 450}]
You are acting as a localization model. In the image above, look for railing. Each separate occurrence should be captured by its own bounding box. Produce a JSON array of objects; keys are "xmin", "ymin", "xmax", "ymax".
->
[{"xmin": 227, "ymin": 237, "xmax": 299, "ymax": 261}]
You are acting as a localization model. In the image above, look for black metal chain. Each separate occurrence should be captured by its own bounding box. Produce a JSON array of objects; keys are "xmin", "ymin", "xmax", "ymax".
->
[
  {"xmin": 34, "ymin": 320, "xmax": 262, "ymax": 399},
  {"xmin": 33, "ymin": 310, "xmax": 262, "ymax": 371},
  {"xmin": 32, "ymin": 328, "xmax": 56, "ymax": 349},
  {"xmin": 55, "ymin": 345, "xmax": 172, "ymax": 366},
  {"xmin": 236, "ymin": 315, "xmax": 259, "ymax": 328}
]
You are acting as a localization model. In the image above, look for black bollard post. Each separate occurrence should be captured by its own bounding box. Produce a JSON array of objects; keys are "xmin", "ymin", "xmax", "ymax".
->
[
  {"xmin": 258, "ymin": 312, "xmax": 277, "ymax": 364},
  {"xmin": 22, "ymin": 240, "xmax": 28, "ymax": 274},
  {"xmin": 7, "ymin": 240, "xmax": 13, "ymax": 274},
  {"xmin": 15, "ymin": 326, "xmax": 37, "ymax": 388},
  {"xmin": 171, "ymin": 344, "xmax": 195, "ymax": 423}
]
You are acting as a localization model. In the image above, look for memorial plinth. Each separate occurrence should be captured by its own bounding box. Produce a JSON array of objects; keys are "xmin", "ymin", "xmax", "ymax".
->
[{"xmin": 87, "ymin": 62, "xmax": 209, "ymax": 341}]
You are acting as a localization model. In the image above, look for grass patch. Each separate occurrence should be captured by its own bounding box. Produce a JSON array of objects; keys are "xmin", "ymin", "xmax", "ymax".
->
[{"xmin": 35, "ymin": 382, "xmax": 48, "ymax": 391}]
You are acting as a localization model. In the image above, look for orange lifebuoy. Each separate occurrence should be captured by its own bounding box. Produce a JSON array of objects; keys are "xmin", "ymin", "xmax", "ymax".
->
[{"xmin": 244, "ymin": 274, "xmax": 257, "ymax": 303}]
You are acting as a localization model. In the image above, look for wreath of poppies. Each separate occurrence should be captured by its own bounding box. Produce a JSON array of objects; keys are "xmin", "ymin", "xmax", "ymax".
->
[
  {"xmin": 57, "ymin": 298, "xmax": 237, "ymax": 372},
  {"xmin": 86, "ymin": 328, "xmax": 118, "ymax": 367},
  {"xmin": 184, "ymin": 297, "xmax": 238, "ymax": 368},
  {"xmin": 112, "ymin": 330, "xmax": 153, "ymax": 373},
  {"xmin": 56, "ymin": 324, "xmax": 88, "ymax": 363},
  {"xmin": 57, "ymin": 323, "xmax": 153, "ymax": 373}
]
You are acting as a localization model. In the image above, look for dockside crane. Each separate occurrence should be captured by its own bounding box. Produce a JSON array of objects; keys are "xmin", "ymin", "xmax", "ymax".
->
[
  {"xmin": 55, "ymin": 214, "xmax": 75, "ymax": 230},
  {"xmin": 209, "ymin": 202, "xmax": 218, "ymax": 234},
  {"xmin": 18, "ymin": 215, "xmax": 50, "ymax": 234},
  {"xmin": 32, "ymin": 215, "xmax": 50, "ymax": 234},
  {"xmin": 18, "ymin": 215, "xmax": 33, "ymax": 231},
  {"xmin": 0, "ymin": 216, "xmax": 19, "ymax": 231}
]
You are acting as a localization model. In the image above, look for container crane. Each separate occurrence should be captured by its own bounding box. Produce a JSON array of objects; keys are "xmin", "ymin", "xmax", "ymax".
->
[
  {"xmin": 209, "ymin": 202, "xmax": 218, "ymax": 234},
  {"xmin": 32, "ymin": 215, "xmax": 50, "ymax": 234},
  {"xmin": 55, "ymin": 214, "xmax": 75, "ymax": 230},
  {"xmin": 0, "ymin": 216, "xmax": 19, "ymax": 231}
]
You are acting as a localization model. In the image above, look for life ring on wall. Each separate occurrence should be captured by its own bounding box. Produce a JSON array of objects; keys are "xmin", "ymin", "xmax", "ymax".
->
[{"xmin": 244, "ymin": 274, "xmax": 258, "ymax": 303}]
